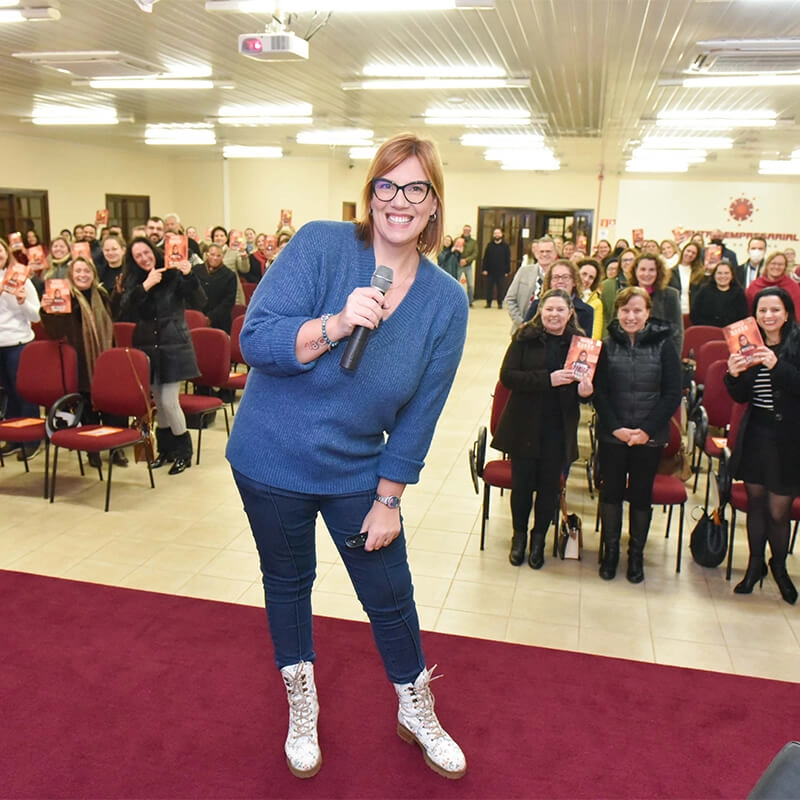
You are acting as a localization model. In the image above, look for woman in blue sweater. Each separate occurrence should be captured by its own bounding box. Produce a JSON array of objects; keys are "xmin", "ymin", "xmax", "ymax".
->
[{"xmin": 227, "ymin": 133, "xmax": 468, "ymax": 781}]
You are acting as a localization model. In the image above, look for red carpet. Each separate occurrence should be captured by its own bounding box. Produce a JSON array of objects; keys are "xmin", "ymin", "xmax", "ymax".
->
[{"xmin": 1, "ymin": 569, "xmax": 796, "ymax": 799}]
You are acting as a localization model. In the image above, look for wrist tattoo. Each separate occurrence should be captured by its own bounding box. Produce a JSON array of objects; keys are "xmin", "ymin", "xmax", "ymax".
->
[{"xmin": 306, "ymin": 336, "xmax": 324, "ymax": 352}]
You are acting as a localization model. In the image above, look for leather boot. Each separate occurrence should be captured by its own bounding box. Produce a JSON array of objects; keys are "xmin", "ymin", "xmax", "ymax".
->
[
  {"xmin": 599, "ymin": 502, "xmax": 622, "ymax": 580},
  {"xmin": 769, "ymin": 558, "xmax": 798, "ymax": 605},
  {"xmin": 394, "ymin": 666, "xmax": 467, "ymax": 780},
  {"xmin": 168, "ymin": 432, "xmax": 193, "ymax": 475},
  {"xmin": 151, "ymin": 427, "xmax": 175, "ymax": 469},
  {"xmin": 627, "ymin": 507, "xmax": 652, "ymax": 584},
  {"xmin": 528, "ymin": 531, "xmax": 546, "ymax": 570},
  {"xmin": 509, "ymin": 530, "xmax": 527, "ymax": 566},
  {"xmin": 733, "ymin": 557, "xmax": 767, "ymax": 594},
  {"xmin": 280, "ymin": 661, "xmax": 321, "ymax": 778}
]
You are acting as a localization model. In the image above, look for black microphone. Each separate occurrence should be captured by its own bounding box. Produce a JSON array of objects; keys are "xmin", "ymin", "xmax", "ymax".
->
[{"xmin": 340, "ymin": 264, "xmax": 394, "ymax": 372}]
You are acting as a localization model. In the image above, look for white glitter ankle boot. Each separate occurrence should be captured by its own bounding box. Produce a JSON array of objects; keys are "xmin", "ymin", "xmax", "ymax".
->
[
  {"xmin": 280, "ymin": 661, "xmax": 321, "ymax": 778},
  {"xmin": 394, "ymin": 665, "xmax": 466, "ymax": 780}
]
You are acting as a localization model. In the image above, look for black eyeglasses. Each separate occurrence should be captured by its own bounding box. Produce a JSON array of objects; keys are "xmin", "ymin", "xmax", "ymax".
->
[{"xmin": 371, "ymin": 178, "xmax": 432, "ymax": 204}]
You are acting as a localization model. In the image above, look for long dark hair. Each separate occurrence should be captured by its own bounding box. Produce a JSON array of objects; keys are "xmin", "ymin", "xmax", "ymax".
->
[
  {"xmin": 123, "ymin": 236, "xmax": 165, "ymax": 289},
  {"xmin": 752, "ymin": 286, "xmax": 800, "ymax": 360}
]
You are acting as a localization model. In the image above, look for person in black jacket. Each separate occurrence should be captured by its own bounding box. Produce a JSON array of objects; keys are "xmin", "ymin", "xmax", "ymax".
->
[
  {"xmin": 120, "ymin": 237, "xmax": 206, "ymax": 475},
  {"xmin": 593, "ymin": 287, "xmax": 682, "ymax": 583},
  {"xmin": 191, "ymin": 245, "xmax": 238, "ymax": 333},
  {"xmin": 492, "ymin": 289, "xmax": 593, "ymax": 568},
  {"xmin": 724, "ymin": 286, "xmax": 800, "ymax": 604},
  {"xmin": 689, "ymin": 260, "xmax": 749, "ymax": 328},
  {"xmin": 523, "ymin": 259, "xmax": 594, "ymax": 336},
  {"xmin": 481, "ymin": 228, "xmax": 511, "ymax": 308}
]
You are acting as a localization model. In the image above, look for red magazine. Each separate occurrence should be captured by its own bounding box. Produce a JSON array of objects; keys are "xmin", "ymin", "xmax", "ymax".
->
[
  {"xmin": 704, "ymin": 244, "xmax": 722, "ymax": 270},
  {"xmin": 164, "ymin": 233, "xmax": 188, "ymax": 268},
  {"xmin": 565, "ymin": 335, "xmax": 603, "ymax": 381},
  {"xmin": 2, "ymin": 262, "xmax": 31, "ymax": 294},
  {"xmin": 631, "ymin": 228, "xmax": 645, "ymax": 248},
  {"xmin": 724, "ymin": 317, "xmax": 764, "ymax": 366},
  {"xmin": 8, "ymin": 231, "xmax": 23, "ymax": 251},
  {"xmin": 71, "ymin": 242, "xmax": 91, "ymax": 261},
  {"xmin": 280, "ymin": 209, "xmax": 293, "ymax": 227},
  {"xmin": 95, "ymin": 208, "xmax": 109, "ymax": 227},
  {"xmin": 26, "ymin": 245, "xmax": 46, "ymax": 272},
  {"xmin": 44, "ymin": 278, "xmax": 72, "ymax": 314}
]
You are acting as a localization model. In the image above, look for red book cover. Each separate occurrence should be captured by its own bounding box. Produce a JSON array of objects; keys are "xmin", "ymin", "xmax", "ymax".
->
[
  {"xmin": 71, "ymin": 242, "xmax": 91, "ymax": 261},
  {"xmin": 632, "ymin": 228, "xmax": 645, "ymax": 248},
  {"xmin": 229, "ymin": 229, "xmax": 243, "ymax": 250},
  {"xmin": 280, "ymin": 209, "xmax": 293, "ymax": 227},
  {"xmin": 8, "ymin": 231, "xmax": 23, "ymax": 251},
  {"xmin": 2, "ymin": 262, "xmax": 31, "ymax": 294},
  {"xmin": 704, "ymin": 244, "xmax": 722, "ymax": 270},
  {"xmin": 44, "ymin": 278, "xmax": 72, "ymax": 314},
  {"xmin": 724, "ymin": 317, "xmax": 764, "ymax": 366},
  {"xmin": 164, "ymin": 233, "xmax": 188, "ymax": 268},
  {"xmin": 95, "ymin": 208, "xmax": 109, "ymax": 227},
  {"xmin": 26, "ymin": 245, "xmax": 46, "ymax": 272},
  {"xmin": 565, "ymin": 335, "xmax": 602, "ymax": 381}
]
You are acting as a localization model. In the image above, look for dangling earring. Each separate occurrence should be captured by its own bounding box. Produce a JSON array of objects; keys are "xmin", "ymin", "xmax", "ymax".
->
[{"xmin": 429, "ymin": 211, "xmax": 438, "ymax": 223}]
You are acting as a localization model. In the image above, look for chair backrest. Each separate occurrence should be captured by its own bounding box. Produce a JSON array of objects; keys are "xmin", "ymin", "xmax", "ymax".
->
[
  {"xmin": 695, "ymin": 340, "xmax": 730, "ymax": 384},
  {"xmin": 727, "ymin": 401, "xmax": 748, "ymax": 453},
  {"xmin": 31, "ymin": 320, "xmax": 51, "ymax": 341},
  {"xmin": 113, "ymin": 321, "xmax": 136, "ymax": 348},
  {"xmin": 663, "ymin": 407, "xmax": 683, "ymax": 457},
  {"xmin": 489, "ymin": 381, "xmax": 511, "ymax": 437},
  {"xmin": 682, "ymin": 313, "xmax": 691, "ymax": 332},
  {"xmin": 230, "ymin": 314, "xmax": 246, "ymax": 365},
  {"xmin": 701, "ymin": 359, "xmax": 734, "ymax": 428},
  {"xmin": 17, "ymin": 340, "xmax": 79, "ymax": 408},
  {"xmin": 190, "ymin": 327, "xmax": 232, "ymax": 387},
  {"xmin": 682, "ymin": 325, "xmax": 725, "ymax": 360},
  {"xmin": 184, "ymin": 309, "xmax": 210, "ymax": 329},
  {"xmin": 242, "ymin": 282, "xmax": 257, "ymax": 304},
  {"xmin": 231, "ymin": 303, "xmax": 247, "ymax": 320},
  {"xmin": 91, "ymin": 347, "xmax": 152, "ymax": 418}
]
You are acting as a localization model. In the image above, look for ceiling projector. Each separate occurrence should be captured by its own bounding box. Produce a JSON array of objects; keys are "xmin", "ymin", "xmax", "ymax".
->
[{"xmin": 238, "ymin": 32, "xmax": 309, "ymax": 61}]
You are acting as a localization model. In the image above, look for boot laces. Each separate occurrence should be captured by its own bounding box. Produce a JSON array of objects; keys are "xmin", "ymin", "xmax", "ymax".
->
[
  {"xmin": 284, "ymin": 666, "xmax": 316, "ymax": 737},
  {"xmin": 408, "ymin": 666, "xmax": 446, "ymax": 742}
]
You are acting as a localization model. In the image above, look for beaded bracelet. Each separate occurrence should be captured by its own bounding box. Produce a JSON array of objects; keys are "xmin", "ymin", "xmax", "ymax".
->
[{"xmin": 321, "ymin": 313, "xmax": 338, "ymax": 349}]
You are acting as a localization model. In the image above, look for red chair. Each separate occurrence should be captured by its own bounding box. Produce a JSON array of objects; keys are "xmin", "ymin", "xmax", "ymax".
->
[
  {"xmin": 48, "ymin": 348, "xmax": 156, "ymax": 512},
  {"xmin": 682, "ymin": 325, "xmax": 725, "ymax": 361},
  {"xmin": 31, "ymin": 321, "xmax": 51, "ymax": 340},
  {"xmin": 184, "ymin": 309, "xmax": 210, "ymax": 329},
  {"xmin": 682, "ymin": 313, "xmax": 692, "ymax": 332},
  {"xmin": 242, "ymin": 282, "xmax": 257, "ymax": 304},
  {"xmin": 178, "ymin": 328, "xmax": 231, "ymax": 464},
  {"xmin": 0, "ymin": 340, "xmax": 78, "ymax": 498},
  {"xmin": 694, "ymin": 340, "xmax": 729, "ymax": 390},
  {"xmin": 113, "ymin": 322, "xmax": 135, "ymax": 348},
  {"xmin": 469, "ymin": 381, "xmax": 511, "ymax": 550},
  {"xmin": 219, "ymin": 314, "xmax": 248, "ymax": 416},
  {"xmin": 231, "ymin": 303, "xmax": 247, "ymax": 320}
]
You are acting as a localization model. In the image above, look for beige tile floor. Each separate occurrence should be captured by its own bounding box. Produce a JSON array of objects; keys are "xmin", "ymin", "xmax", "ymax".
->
[{"xmin": 2, "ymin": 306, "xmax": 798, "ymax": 683}]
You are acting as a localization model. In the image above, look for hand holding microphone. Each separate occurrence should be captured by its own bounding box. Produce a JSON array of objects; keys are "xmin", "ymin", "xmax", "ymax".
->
[{"xmin": 340, "ymin": 265, "xmax": 394, "ymax": 371}]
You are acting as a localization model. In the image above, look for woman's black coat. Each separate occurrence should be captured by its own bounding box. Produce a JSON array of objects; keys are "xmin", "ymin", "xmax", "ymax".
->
[
  {"xmin": 491, "ymin": 324, "xmax": 581, "ymax": 463},
  {"xmin": 121, "ymin": 269, "xmax": 206, "ymax": 384}
]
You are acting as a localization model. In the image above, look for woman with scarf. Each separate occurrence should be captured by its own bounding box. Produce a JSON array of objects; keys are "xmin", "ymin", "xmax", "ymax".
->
[{"xmin": 39, "ymin": 256, "xmax": 127, "ymax": 467}]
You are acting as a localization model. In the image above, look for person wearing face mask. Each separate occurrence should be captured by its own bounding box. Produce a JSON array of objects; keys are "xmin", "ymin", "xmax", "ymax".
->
[
  {"xmin": 492, "ymin": 289, "xmax": 593, "ymax": 569},
  {"xmin": 709, "ymin": 229, "xmax": 738, "ymax": 272},
  {"xmin": 481, "ymin": 227, "xmax": 511, "ymax": 309},
  {"xmin": 746, "ymin": 251, "xmax": 800, "ymax": 315},
  {"xmin": 736, "ymin": 237, "xmax": 768, "ymax": 289}
]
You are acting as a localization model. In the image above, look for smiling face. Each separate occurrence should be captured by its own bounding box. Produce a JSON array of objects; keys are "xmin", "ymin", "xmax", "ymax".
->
[
  {"xmin": 369, "ymin": 155, "xmax": 438, "ymax": 256},
  {"xmin": 618, "ymin": 295, "xmax": 650, "ymax": 335},
  {"xmin": 549, "ymin": 264, "xmax": 575, "ymax": 293},
  {"xmin": 540, "ymin": 295, "xmax": 572, "ymax": 336},
  {"xmin": 756, "ymin": 294, "xmax": 789, "ymax": 343},
  {"xmin": 635, "ymin": 257, "xmax": 659, "ymax": 288},
  {"xmin": 661, "ymin": 241, "xmax": 676, "ymax": 259},
  {"xmin": 579, "ymin": 263, "xmax": 598, "ymax": 290},
  {"xmin": 102, "ymin": 238, "xmax": 124, "ymax": 267},
  {"xmin": 131, "ymin": 242, "xmax": 157, "ymax": 272},
  {"xmin": 681, "ymin": 244, "xmax": 699, "ymax": 265},
  {"xmin": 765, "ymin": 254, "xmax": 788, "ymax": 281},
  {"xmin": 205, "ymin": 245, "xmax": 224, "ymax": 272},
  {"xmin": 70, "ymin": 260, "xmax": 94, "ymax": 290},
  {"xmin": 212, "ymin": 228, "xmax": 227, "ymax": 246},
  {"xmin": 714, "ymin": 263, "xmax": 733, "ymax": 290},
  {"xmin": 50, "ymin": 238, "xmax": 69, "ymax": 260},
  {"xmin": 596, "ymin": 241, "xmax": 611, "ymax": 259}
]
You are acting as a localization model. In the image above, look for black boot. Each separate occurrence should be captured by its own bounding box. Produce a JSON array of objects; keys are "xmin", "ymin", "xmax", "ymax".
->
[
  {"xmin": 509, "ymin": 530, "xmax": 527, "ymax": 566},
  {"xmin": 599, "ymin": 502, "xmax": 622, "ymax": 580},
  {"xmin": 733, "ymin": 558, "xmax": 767, "ymax": 594},
  {"xmin": 769, "ymin": 558, "xmax": 798, "ymax": 605},
  {"xmin": 627, "ymin": 508, "xmax": 651, "ymax": 584},
  {"xmin": 151, "ymin": 427, "xmax": 175, "ymax": 469},
  {"xmin": 168, "ymin": 432, "xmax": 193, "ymax": 475},
  {"xmin": 528, "ymin": 531, "xmax": 546, "ymax": 570}
]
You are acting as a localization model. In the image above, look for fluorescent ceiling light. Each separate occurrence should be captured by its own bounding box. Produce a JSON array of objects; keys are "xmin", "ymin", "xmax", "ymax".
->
[
  {"xmin": 297, "ymin": 128, "xmax": 373, "ymax": 146},
  {"xmin": 655, "ymin": 118, "xmax": 775, "ymax": 131},
  {"xmin": 216, "ymin": 102, "xmax": 312, "ymax": 126},
  {"xmin": 423, "ymin": 108, "xmax": 531, "ymax": 126},
  {"xmin": 33, "ymin": 110, "xmax": 121, "ymax": 125},
  {"xmin": 206, "ymin": 0, "xmax": 493, "ymax": 9},
  {"xmin": 499, "ymin": 159, "xmax": 560, "ymax": 172},
  {"xmin": 626, "ymin": 162, "xmax": 689, "ymax": 173},
  {"xmin": 461, "ymin": 132, "xmax": 544, "ymax": 147},
  {"xmin": 218, "ymin": 116, "xmax": 312, "ymax": 126},
  {"xmin": 630, "ymin": 148, "xmax": 707, "ymax": 163},
  {"xmin": 365, "ymin": 65, "xmax": 504, "ymax": 79},
  {"xmin": 0, "ymin": 1, "xmax": 20, "ymax": 7},
  {"xmin": 640, "ymin": 135, "xmax": 733, "ymax": 149},
  {"xmin": 88, "ymin": 78, "xmax": 216, "ymax": 89},
  {"xmin": 342, "ymin": 77, "xmax": 529, "ymax": 91},
  {"xmin": 484, "ymin": 147, "xmax": 552, "ymax": 161},
  {"xmin": 145, "ymin": 123, "xmax": 216, "ymax": 145},
  {"xmin": 759, "ymin": 160, "xmax": 800, "ymax": 176},
  {"xmin": 655, "ymin": 110, "xmax": 776, "ymax": 130},
  {"xmin": 349, "ymin": 146, "xmax": 378, "ymax": 160},
  {"xmin": 223, "ymin": 145, "xmax": 282, "ymax": 159},
  {"xmin": 683, "ymin": 74, "xmax": 800, "ymax": 88},
  {"xmin": 0, "ymin": 6, "xmax": 60, "ymax": 22}
]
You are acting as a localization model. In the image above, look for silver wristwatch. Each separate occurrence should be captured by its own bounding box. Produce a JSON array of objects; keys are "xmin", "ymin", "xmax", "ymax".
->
[{"xmin": 374, "ymin": 493, "xmax": 401, "ymax": 509}]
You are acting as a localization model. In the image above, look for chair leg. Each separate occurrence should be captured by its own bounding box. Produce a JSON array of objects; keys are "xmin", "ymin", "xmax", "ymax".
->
[
  {"xmin": 195, "ymin": 426, "xmax": 203, "ymax": 465},
  {"xmin": 726, "ymin": 507, "xmax": 737, "ymax": 581},
  {"xmin": 145, "ymin": 453, "xmax": 155, "ymax": 489},
  {"xmin": 692, "ymin": 444, "xmax": 701, "ymax": 494},
  {"xmin": 77, "ymin": 451, "xmax": 85, "ymax": 476},
  {"xmin": 791, "ymin": 520, "xmax": 798, "ymax": 555},
  {"xmin": 42, "ymin": 441, "xmax": 50, "ymax": 500},
  {"xmin": 665, "ymin": 505, "xmax": 673, "ymax": 538},
  {"xmin": 49, "ymin": 446, "xmax": 59, "ymax": 503},
  {"xmin": 104, "ymin": 455, "xmax": 114, "ymax": 512},
  {"xmin": 675, "ymin": 503, "xmax": 686, "ymax": 573},
  {"xmin": 20, "ymin": 448, "xmax": 29, "ymax": 474},
  {"xmin": 223, "ymin": 407, "xmax": 230, "ymax": 436},
  {"xmin": 703, "ymin": 454, "xmax": 713, "ymax": 507},
  {"xmin": 480, "ymin": 482, "xmax": 490, "ymax": 550}
]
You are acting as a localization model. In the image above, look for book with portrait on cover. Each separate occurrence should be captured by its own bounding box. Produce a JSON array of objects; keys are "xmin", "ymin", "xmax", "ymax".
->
[
  {"xmin": 44, "ymin": 278, "xmax": 72, "ymax": 314},
  {"xmin": 164, "ymin": 233, "xmax": 188, "ymax": 268},
  {"xmin": 724, "ymin": 317, "xmax": 763, "ymax": 366},
  {"xmin": 1, "ymin": 262, "xmax": 31, "ymax": 294},
  {"xmin": 565, "ymin": 335, "xmax": 602, "ymax": 381}
]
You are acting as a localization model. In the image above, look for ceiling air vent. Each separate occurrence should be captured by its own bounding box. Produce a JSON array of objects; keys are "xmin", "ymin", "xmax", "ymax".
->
[
  {"xmin": 688, "ymin": 39, "xmax": 800, "ymax": 76},
  {"xmin": 11, "ymin": 51, "xmax": 161, "ymax": 79}
]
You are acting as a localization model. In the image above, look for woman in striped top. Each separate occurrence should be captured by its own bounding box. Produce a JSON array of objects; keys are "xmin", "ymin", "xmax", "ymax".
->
[{"xmin": 725, "ymin": 287, "xmax": 800, "ymax": 604}]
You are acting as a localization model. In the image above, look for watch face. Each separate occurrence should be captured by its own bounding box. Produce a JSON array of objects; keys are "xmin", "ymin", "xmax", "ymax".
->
[{"xmin": 377, "ymin": 494, "xmax": 400, "ymax": 508}]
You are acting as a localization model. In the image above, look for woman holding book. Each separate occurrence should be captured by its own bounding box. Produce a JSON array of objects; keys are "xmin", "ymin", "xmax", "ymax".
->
[
  {"xmin": 492, "ymin": 288, "xmax": 593, "ymax": 569},
  {"xmin": 0, "ymin": 237, "xmax": 41, "ymax": 460},
  {"xmin": 39, "ymin": 256, "xmax": 128, "ymax": 468},
  {"xmin": 593, "ymin": 287, "xmax": 682, "ymax": 583},
  {"xmin": 724, "ymin": 286, "xmax": 800, "ymax": 604},
  {"xmin": 120, "ymin": 237, "xmax": 206, "ymax": 475},
  {"xmin": 689, "ymin": 261, "xmax": 748, "ymax": 328}
]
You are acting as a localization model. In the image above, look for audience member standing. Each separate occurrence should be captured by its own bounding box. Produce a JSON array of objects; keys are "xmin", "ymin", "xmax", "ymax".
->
[
  {"xmin": 482, "ymin": 228, "xmax": 511, "ymax": 308},
  {"xmin": 736, "ymin": 237, "xmax": 768, "ymax": 289},
  {"xmin": 458, "ymin": 224, "xmax": 478, "ymax": 307}
]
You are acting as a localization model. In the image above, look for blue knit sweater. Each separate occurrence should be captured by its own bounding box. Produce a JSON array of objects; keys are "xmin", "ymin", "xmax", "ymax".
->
[{"xmin": 226, "ymin": 221, "xmax": 468, "ymax": 494}]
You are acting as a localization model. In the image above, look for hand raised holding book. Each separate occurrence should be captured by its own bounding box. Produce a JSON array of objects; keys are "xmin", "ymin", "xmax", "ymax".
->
[
  {"xmin": 577, "ymin": 376, "xmax": 593, "ymax": 398},
  {"xmin": 727, "ymin": 352, "xmax": 748, "ymax": 377},
  {"xmin": 752, "ymin": 346, "xmax": 778, "ymax": 370},
  {"xmin": 174, "ymin": 259, "xmax": 192, "ymax": 276}
]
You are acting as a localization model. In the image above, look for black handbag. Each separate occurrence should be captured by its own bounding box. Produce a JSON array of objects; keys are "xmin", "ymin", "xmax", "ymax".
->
[{"xmin": 689, "ymin": 507, "xmax": 729, "ymax": 568}]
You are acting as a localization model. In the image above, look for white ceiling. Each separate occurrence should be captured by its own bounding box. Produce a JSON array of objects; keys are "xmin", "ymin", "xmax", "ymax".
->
[{"xmin": 2, "ymin": 0, "xmax": 800, "ymax": 176}]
